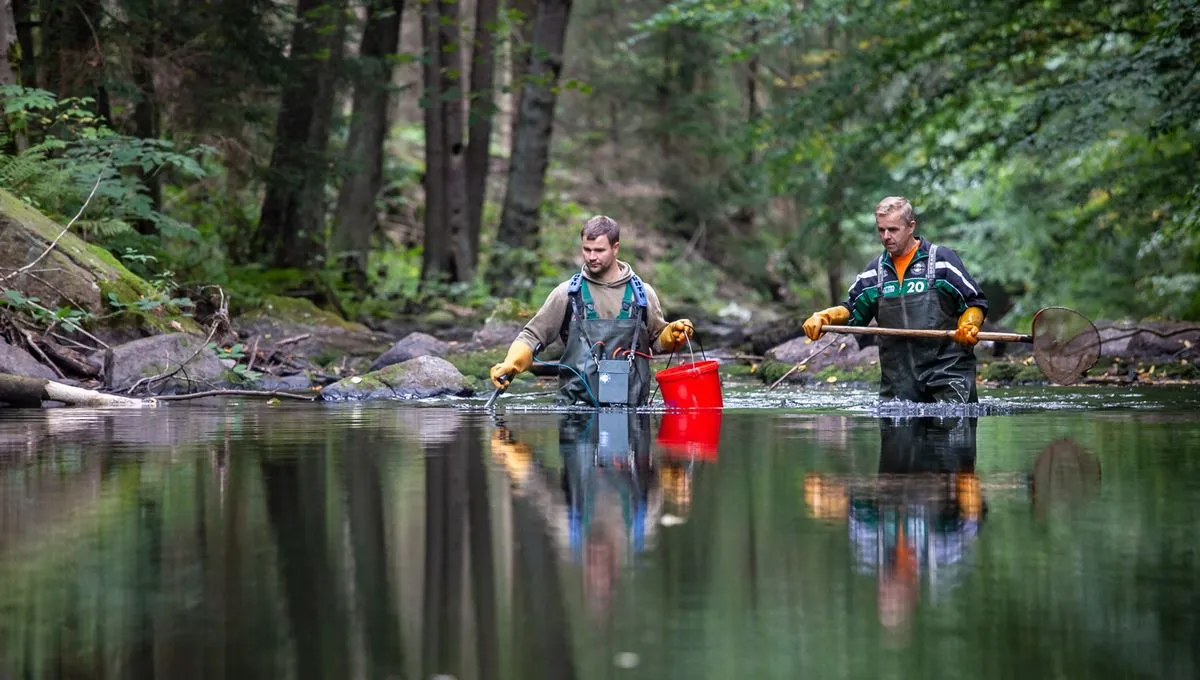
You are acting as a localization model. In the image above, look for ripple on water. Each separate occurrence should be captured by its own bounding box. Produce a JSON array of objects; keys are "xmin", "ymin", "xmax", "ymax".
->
[{"xmin": 451, "ymin": 382, "xmax": 1200, "ymax": 415}]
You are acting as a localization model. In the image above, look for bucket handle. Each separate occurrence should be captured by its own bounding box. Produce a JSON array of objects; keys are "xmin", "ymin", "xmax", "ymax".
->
[{"xmin": 651, "ymin": 326, "xmax": 708, "ymax": 404}]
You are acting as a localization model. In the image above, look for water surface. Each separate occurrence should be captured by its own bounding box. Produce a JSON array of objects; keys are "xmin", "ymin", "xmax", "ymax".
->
[{"xmin": 2, "ymin": 385, "xmax": 1199, "ymax": 679}]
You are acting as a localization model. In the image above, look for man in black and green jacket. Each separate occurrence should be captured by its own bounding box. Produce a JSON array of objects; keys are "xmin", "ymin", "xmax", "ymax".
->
[{"xmin": 803, "ymin": 197, "xmax": 988, "ymax": 403}]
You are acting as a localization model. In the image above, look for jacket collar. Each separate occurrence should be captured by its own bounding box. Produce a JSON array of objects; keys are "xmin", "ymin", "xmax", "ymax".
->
[{"xmin": 881, "ymin": 237, "xmax": 929, "ymax": 271}]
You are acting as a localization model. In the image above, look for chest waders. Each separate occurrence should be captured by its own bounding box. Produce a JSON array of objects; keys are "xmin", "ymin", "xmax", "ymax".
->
[
  {"xmin": 557, "ymin": 274, "xmax": 652, "ymax": 407},
  {"xmin": 875, "ymin": 244, "xmax": 978, "ymax": 403}
]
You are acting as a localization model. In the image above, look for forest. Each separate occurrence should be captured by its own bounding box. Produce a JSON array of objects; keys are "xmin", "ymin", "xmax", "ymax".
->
[{"xmin": 1, "ymin": 0, "xmax": 1198, "ymax": 335}]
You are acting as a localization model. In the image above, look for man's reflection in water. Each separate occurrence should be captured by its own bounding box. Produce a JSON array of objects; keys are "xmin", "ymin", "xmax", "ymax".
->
[
  {"xmin": 561, "ymin": 413, "xmax": 659, "ymax": 621},
  {"xmin": 806, "ymin": 417, "xmax": 985, "ymax": 636},
  {"xmin": 491, "ymin": 412, "xmax": 661, "ymax": 623}
]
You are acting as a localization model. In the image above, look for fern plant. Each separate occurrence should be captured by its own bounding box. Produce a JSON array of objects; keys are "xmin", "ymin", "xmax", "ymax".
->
[{"xmin": 0, "ymin": 85, "xmax": 210, "ymax": 246}]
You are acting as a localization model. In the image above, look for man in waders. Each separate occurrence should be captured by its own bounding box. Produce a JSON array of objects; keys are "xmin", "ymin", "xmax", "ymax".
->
[
  {"xmin": 802, "ymin": 196, "xmax": 988, "ymax": 403},
  {"xmin": 489, "ymin": 215, "xmax": 695, "ymax": 406}
]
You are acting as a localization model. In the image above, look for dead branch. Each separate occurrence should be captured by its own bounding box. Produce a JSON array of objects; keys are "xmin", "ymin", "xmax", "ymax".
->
[
  {"xmin": 245, "ymin": 335, "xmax": 260, "ymax": 372},
  {"xmin": 276, "ymin": 333, "xmax": 312, "ymax": 347},
  {"xmin": 154, "ymin": 389, "xmax": 317, "ymax": 402},
  {"xmin": 33, "ymin": 337, "xmax": 100, "ymax": 378},
  {"xmin": 18, "ymin": 327, "xmax": 66, "ymax": 379},
  {"xmin": 23, "ymin": 298, "xmax": 110, "ymax": 349},
  {"xmin": 768, "ymin": 335, "xmax": 839, "ymax": 391},
  {"xmin": 0, "ymin": 373, "xmax": 152, "ymax": 408}
]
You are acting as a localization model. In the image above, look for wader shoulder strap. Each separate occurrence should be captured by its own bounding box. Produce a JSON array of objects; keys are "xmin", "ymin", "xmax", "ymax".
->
[
  {"xmin": 627, "ymin": 274, "xmax": 649, "ymax": 355},
  {"xmin": 560, "ymin": 274, "xmax": 650, "ymax": 342},
  {"xmin": 560, "ymin": 274, "xmax": 585, "ymax": 345},
  {"xmin": 629, "ymin": 275, "xmax": 649, "ymax": 308},
  {"xmin": 927, "ymin": 244, "xmax": 939, "ymax": 282}
]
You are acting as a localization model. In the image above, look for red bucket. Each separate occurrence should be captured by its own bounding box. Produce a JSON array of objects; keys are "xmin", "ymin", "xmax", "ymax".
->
[
  {"xmin": 656, "ymin": 409, "xmax": 722, "ymax": 460},
  {"xmin": 655, "ymin": 360, "xmax": 723, "ymax": 409}
]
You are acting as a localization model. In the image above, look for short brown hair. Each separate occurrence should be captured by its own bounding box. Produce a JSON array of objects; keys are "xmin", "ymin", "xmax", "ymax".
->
[
  {"xmin": 581, "ymin": 215, "xmax": 620, "ymax": 244},
  {"xmin": 874, "ymin": 196, "xmax": 916, "ymax": 225}
]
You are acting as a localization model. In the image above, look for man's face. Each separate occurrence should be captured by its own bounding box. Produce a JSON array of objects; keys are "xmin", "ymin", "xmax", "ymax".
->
[
  {"xmin": 582, "ymin": 235, "xmax": 619, "ymax": 276},
  {"xmin": 876, "ymin": 212, "xmax": 917, "ymax": 257}
]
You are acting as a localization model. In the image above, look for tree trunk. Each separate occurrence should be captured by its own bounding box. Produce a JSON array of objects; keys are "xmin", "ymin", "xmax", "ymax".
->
[
  {"xmin": 11, "ymin": 0, "xmax": 32, "ymax": 87},
  {"xmin": 506, "ymin": 0, "xmax": 537, "ymax": 146},
  {"xmin": 420, "ymin": 0, "xmax": 448, "ymax": 284},
  {"xmin": 130, "ymin": 0, "xmax": 162, "ymax": 236},
  {"xmin": 0, "ymin": 374, "xmax": 151, "ymax": 408},
  {"xmin": 0, "ymin": 0, "xmax": 18, "ymax": 87},
  {"xmin": 421, "ymin": 0, "xmax": 472, "ymax": 285},
  {"xmin": 332, "ymin": 0, "xmax": 405, "ymax": 290},
  {"xmin": 466, "ymin": 0, "xmax": 499, "ymax": 271},
  {"xmin": 0, "ymin": 0, "xmax": 24, "ymax": 152},
  {"xmin": 40, "ymin": 0, "xmax": 104, "ymax": 100},
  {"xmin": 489, "ymin": 0, "xmax": 573, "ymax": 297},
  {"xmin": 256, "ymin": 0, "xmax": 346, "ymax": 270},
  {"xmin": 439, "ymin": 0, "xmax": 471, "ymax": 283}
]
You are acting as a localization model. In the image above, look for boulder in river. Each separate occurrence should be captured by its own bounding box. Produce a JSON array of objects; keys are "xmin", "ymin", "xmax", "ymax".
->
[{"xmin": 319, "ymin": 355, "xmax": 472, "ymax": 401}]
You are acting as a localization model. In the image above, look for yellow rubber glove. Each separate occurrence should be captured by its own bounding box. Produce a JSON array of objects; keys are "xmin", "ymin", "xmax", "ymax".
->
[
  {"xmin": 658, "ymin": 319, "xmax": 694, "ymax": 352},
  {"xmin": 953, "ymin": 307, "xmax": 985, "ymax": 346},
  {"xmin": 490, "ymin": 428, "xmax": 535, "ymax": 479},
  {"xmin": 802, "ymin": 305, "xmax": 850, "ymax": 341},
  {"xmin": 956, "ymin": 472, "xmax": 983, "ymax": 519},
  {"xmin": 489, "ymin": 341, "xmax": 534, "ymax": 389}
]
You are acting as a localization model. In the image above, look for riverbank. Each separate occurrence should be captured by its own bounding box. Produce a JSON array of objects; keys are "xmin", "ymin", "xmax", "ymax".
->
[{"xmin": 2, "ymin": 187, "xmax": 1198, "ymax": 405}]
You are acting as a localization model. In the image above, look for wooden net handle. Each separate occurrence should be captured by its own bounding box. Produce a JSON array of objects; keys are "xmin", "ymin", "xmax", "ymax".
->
[{"xmin": 823, "ymin": 325, "xmax": 1032, "ymax": 343}]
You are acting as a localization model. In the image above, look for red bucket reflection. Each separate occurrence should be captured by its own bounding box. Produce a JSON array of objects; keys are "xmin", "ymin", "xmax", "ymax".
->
[{"xmin": 656, "ymin": 409, "xmax": 722, "ymax": 460}]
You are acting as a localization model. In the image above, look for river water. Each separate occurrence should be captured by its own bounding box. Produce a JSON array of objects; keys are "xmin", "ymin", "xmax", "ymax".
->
[{"xmin": 2, "ymin": 384, "xmax": 1199, "ymax": 679}]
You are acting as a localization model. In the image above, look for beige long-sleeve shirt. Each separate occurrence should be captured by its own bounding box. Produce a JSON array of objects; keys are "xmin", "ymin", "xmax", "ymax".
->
[{"xmin": 515, "ymin": 261, "xmax": 671, "ymax": 354}]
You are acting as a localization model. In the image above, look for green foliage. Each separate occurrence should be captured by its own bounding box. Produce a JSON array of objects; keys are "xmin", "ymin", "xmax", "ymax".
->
[
  {"xmin": 636, "ymin": 0, "xmax": 1200, "ymax": 321},
  {"xmin": 0, "ymin": 86, "xmax": 210, "ymax": 249},
  {"xmin": 209, "ymin": 342, "xmax": 263, "ymax": 383},
  {"xmin": 0, "ymin": 289, "xmax": 92, "ymax": 334}
]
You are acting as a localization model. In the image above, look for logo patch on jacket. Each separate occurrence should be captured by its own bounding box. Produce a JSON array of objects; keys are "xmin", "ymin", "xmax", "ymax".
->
[{"xmin": 909, "ymin": 262, "xmax": 925, "ymax": 276}]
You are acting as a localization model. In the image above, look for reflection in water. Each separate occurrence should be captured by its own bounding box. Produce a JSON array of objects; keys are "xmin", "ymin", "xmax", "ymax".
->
[
  {"xmin": 1030, "ymin": 438, "xmax": 1102, "ymax": 518},
  {"xmin": 11, "ymin": 402, "xmax": 1200, "ymax": 680},
  {"xmin": 808, "ymin": 417, "xmax": 985, "ymax": 637},
  {"xmin": 493, "ymin": 413, "xmax": 662, "ymax": 625}
]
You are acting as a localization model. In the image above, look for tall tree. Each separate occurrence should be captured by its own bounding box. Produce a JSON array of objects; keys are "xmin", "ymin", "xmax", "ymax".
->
[
  {"xmin": 332, "ymin": 0, "xmax": 405, "ymax": 289},
  {"xmin": 489, "ymin": 0, "xmax": 573, "ymax": 297},
  {"xmin": 0, "ymin": 0, "xmax": 18, "ymax": 88},
  {"xmin": 255, "ymin": 0, "xmax": 346, "ymax": 270},
  {"xmin": 125, "ymin": 0, "xmax": 164, "ymax": 235},
  {"xmin": 9, "ymin": 0, "xmax": 34, "ymax": 88},
  {"xmin": 40, "ymin": 0, "xmax": 110, "ymax": 122},
  {"xmin": 466, "ymin": 0, "xmax": 500, "ymax": 270},
  {"xmin": 420, "ymin": 0, "xmax": 473, "ymax": 285}
]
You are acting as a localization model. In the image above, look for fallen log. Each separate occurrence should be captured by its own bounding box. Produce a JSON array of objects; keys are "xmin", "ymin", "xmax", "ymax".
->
[{"xmin": 0, "ymin": 373, "xmax": 153, "ymax": 408}]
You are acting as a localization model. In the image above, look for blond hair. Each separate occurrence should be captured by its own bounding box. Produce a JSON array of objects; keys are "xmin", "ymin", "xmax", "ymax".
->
[
  {"xmin": 874, "ymin": 196, "xmax": 916, "ymax": 225},
  {"xmin": 581, "ymin": 215, "xmax": 620, "ymax": 243}
]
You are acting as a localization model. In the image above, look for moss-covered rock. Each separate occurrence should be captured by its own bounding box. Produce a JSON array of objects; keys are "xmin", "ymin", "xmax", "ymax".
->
[
  {"xmin": 234, "ymin": 294, "xmax": 391, "ymax": 363},
  {"xmin": 243, "ymin": 295, "xmax": 367, "ymax": 333},
  {"xmin": 319, "ymin": 355, "xmax": 471, "ymax": 401},
  {"xmin": 445, "ymin": 347, "xmax": 508, "ymax": 382},
  {"xmin": 0, "ymin": 188, "xmax": 196, "ymax": 333}
]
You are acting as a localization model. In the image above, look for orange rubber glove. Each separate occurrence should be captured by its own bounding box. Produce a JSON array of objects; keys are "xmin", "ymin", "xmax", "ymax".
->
[
  {"xmin": 489, "ymin": 341, "xmax": 534, "ymax": 389},
  {"xmin": 953, "ymin": 307, "xmax": 985, "ymax": 346},
  {"xmin": 658, "ymin": 319, "xmax": 694, "ymax": 352},
  {"xmin": 802, "ymin": 305, "xmax": 850, "ymax": 341}
]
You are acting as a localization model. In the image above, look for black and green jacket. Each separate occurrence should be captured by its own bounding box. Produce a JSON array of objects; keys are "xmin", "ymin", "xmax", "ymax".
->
[{"xmin": 839, "ymin": 238, "xmax": 988, "ymax": 324}]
